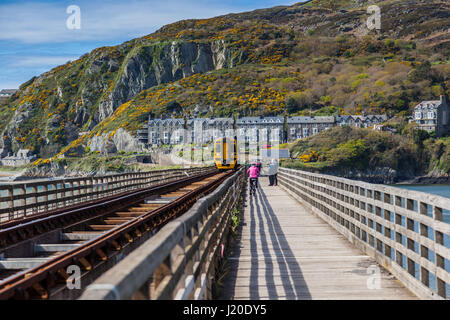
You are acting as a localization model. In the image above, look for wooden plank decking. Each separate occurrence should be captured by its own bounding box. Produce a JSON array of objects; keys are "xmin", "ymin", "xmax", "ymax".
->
[{"xmin": 221, "ymin": 178, "xmax": 417, "ymax": 300}]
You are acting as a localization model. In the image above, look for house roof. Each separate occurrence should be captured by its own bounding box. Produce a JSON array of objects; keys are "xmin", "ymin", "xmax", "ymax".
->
[
  {"xmin": 149, "ymin": 118, "xmax": 184, "ymax": 125},
  {"xmin": 236, "ymin": 117, "xmax": 284, "ymax": 124},
  {"xmin": 0, "ymin": 89, "xmax": 18, "ymax": 95},
  {"xmin": 336, "ymin": 115, "xmax": 387, "ymax": 122},
  {"xmin": 287, "ymin": 116, "xmax": 335, "ymax": 124},
  {"xmin": 208, "ymin": 117, "xmax": 233, "ymax": 124},
  {"xmin": 414, "ymin": 101, "xmax": 441, "ymax": 110}
]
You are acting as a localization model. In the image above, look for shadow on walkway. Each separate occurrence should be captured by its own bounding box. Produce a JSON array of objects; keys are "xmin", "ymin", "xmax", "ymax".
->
[
  {"xmin": 221, "ymin": 182, "xmax": 311, "ymax": 300},
  {"xmin": 252, "ymin": 186, "xmax": 312, "ymax": 299}
]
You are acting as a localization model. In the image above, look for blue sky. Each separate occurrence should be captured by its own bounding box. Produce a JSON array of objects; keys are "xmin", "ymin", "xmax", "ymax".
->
[{"xmin": 0, "ymin": 0, "xmax": 299, "ymax": 89}]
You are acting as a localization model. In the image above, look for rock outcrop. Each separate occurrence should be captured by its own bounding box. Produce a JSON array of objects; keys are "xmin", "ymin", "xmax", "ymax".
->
[
  {"xmin": 88, "ymin": 128, "xmax": 144, "ymax": 154},
  {"xmin": 94, "ymin": 40, "xmax": 235, "ymax": 126}
]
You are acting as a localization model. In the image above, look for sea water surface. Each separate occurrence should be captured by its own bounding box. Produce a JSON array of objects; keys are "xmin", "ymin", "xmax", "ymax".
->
[
  {"xmin": 394, "ymin": 184, "xmax": 450, "ymax": 199},
  {"xmin": 393, "ymin": 184, "xmax": 450, "ymax": 295},
  {"xmin": 393, "ymin": 184, "xmax": 450, "ymax": 224}
]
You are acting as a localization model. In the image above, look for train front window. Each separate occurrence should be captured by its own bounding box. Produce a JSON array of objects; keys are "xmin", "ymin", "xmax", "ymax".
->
[{"xmin": 215, "ymin": 142, "xmax": 222, "ymax": 156}]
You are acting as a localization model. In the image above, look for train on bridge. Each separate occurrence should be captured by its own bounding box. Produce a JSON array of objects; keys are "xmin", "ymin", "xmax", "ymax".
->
[{"xmin": 214, "ymin": 137, "xmax": 238, "ymax": 170}]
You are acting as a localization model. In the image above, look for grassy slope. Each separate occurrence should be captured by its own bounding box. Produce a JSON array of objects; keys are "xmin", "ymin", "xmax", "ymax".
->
[{"xmin": 283, "ymin": 125, "xmax": 450, "ymax": 176}]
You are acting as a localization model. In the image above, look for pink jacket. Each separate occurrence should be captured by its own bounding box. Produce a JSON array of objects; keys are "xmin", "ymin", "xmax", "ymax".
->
[{"xmin": 247, "ymin": 166, "xmax": 259, "ymax": 179}]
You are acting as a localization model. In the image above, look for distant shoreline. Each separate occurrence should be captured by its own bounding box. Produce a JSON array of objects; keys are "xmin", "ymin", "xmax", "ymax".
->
[{"xmin": 397, "ymin": 176, "xmax": 450, "ymax": 185}]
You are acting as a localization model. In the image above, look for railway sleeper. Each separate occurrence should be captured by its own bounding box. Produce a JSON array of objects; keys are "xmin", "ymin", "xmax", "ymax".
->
[
  {"xmin": 0, "ymin": 258, "xmax": 51, "ymax": 270},
  {"xmin": 35, "ymin": 243, "xmax": 81, "ymax": 254},
  {"xmin": 89, "ymin": 225, "xmax": 116, "ymax": 231},
  {"xmin": 61, "ymin": 232, "xmax": 103, "ymax": 241},
  {"xmin": 103, "ymin": 219, "xmax": 132, "ymax": 225}
]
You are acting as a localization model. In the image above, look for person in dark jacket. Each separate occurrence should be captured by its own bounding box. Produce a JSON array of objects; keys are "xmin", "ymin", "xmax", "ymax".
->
[{"xmin": 268, "ymin": 159, "xmax": 279, "ymax": 186}]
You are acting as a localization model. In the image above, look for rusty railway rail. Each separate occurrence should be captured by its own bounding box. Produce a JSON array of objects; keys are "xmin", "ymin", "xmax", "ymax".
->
[
  {"xmin": 0, "ymin": 168, "xmax": 236, "ymax": 300},
  {"xmin": 0, "ymin": 169, "xmax": 216, "ymax": 249},
  {"xmin": 0, "ymin": 168, "xmax": 209, "ymax": 223}
]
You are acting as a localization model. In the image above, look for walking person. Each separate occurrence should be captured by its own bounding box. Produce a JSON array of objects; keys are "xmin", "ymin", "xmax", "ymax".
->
[
  {"xmin": 255, "ymin": 159, "xmax": 262, "ymax": 189},
  {"xmin": 268, "ymin": 159, "xmax": 279, "ymax": 186},
  {"xmin": 247, "ymin": 162, "xmax": 259, "ymax": 196}
]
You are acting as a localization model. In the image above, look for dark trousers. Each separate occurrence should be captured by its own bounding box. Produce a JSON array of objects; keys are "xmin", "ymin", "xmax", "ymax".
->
[
  {"xmin": 269, "ymin": 174, "xmax": 278, "ymax": 186},
  {"xmin": 250, "ymin": 178, "xmax": 258, "ymax": 193}
]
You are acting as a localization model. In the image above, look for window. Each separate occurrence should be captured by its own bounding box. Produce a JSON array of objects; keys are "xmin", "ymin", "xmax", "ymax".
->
[
  {"xmin": 312, "ymin": 128, "xmax": 318, "ymax": 135},
  {"xmin": 303, "ymin": 128, "xmax": 309, "ymax": 136},
  {"xmin": 290, "ymin": 128, "xmax": 296, "ymax": 135},
  {"xmin": 415, "ymin": 111, "xmax": 422, "ymax": 119},
  {"xmin": 428, "ymin": 111, "xmax": 435, "ymax": 119}
]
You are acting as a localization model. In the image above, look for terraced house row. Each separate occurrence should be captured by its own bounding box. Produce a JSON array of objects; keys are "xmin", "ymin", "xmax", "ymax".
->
[{"xmin": 137, "ymin": 114, "xmax": 387, "ymax": 146}]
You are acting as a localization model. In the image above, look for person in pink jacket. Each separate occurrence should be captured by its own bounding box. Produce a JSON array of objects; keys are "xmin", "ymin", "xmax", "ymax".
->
[{"xmin": 247, "ymin": 162, "xmax": 259, "ymax": 196}]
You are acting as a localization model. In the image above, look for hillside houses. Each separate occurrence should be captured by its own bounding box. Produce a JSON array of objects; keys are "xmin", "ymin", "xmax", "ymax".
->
[
  {"xmin": 414, "ymin": 95, "xmax": 449, "ymax": 137},
  {"xmin": 237, "ymin": 117, "xmax": 284, "ymax": 143},
  {"xmin": 0, "ymin": 149, "xmax": 35, "ymax": 167},
  {"xmin": 287, "ymin": 116, "xmax": 335, "ymax": 140},
  {"xmin": 145, "ymin": 114, "xmax": 387, "ymax": 146},
  {"xmin": 336, "ymin": 115, "xmax": 388, "ymax": 128},
  {"xmin": 0, "ymin": 89, "xmax": 18, "ymax": 100}
]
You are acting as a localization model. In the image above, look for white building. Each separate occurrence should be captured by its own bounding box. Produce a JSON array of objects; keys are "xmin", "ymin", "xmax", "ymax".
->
[
  {"xmin": 0, "ymin": 149, "xmax": 35, "ymax": 167},
  {"xmin": 414, "ymin": 95, "xmax": 449, "ymax": 137},
  {"xmin": 336, "ymin": 115, "xmax": 387, "ymax": 128},
  {"xmin": 0, "ymin": 89, "xmax": 18, "ymax": 100}
]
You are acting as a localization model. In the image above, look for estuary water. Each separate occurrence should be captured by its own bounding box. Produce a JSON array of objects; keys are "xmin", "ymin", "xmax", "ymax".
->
[
  {"xmin": 393, "ymin": 184, "xmax": 450, "ymax": 224},
  {"xmin": 393, "ymin": 184, "xmax": 450, "ymax": 199}
]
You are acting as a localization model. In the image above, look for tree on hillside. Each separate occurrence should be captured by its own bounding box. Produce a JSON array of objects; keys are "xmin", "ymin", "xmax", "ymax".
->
[
  {"xmin": 408, "ymin": 61, "xmax": 432, "ymax": 82},
  {"xmin": 164, "ymin": 101, "xmax": 183, "ymax": 116},
  {"xmin": 317, "ymin": 0, "xmax": 339, "ymax": 11},
  {"xmin": 286, "ymin": 97, "xmax": 299, "ymax": 113}
]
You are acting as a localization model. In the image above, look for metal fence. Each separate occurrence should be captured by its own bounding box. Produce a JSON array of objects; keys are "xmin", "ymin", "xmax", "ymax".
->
[{"xmin": 0, "ymin": 167, "xmax": 212, "ymax": 223}]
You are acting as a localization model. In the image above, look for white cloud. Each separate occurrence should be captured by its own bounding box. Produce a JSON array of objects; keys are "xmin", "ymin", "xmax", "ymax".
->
[
  {"xmin": 0, "ymin": 0, "xmax": 300, "ymax": 88},
  {"xmin": 0, "ymin": 0, "xmax": 245, "ymax": 44}
]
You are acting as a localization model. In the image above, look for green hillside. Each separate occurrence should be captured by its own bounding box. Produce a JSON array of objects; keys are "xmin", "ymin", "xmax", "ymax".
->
[
  {"xmin": 283, "ymin": 124, "xmax": 450, "ymax": 182},
  {"xmin": 0, "ymin": 0, "xmax": 448, "ymax": 163}
]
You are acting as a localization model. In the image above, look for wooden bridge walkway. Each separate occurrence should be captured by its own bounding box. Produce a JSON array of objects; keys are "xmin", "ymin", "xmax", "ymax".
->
[{"xmin": 222, "ymin": 178, "xmax": 417, "ymax": 300}]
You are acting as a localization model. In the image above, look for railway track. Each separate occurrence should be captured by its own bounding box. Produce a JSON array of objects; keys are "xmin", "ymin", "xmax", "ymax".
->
[{"xmin": 0, "ymin": 168, "xmax": 235, "ymax": 300}]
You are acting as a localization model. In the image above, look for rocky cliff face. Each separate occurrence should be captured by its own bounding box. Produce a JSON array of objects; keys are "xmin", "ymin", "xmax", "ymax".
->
[
  {"xmin": 0, "ymin": 39, "xmax": 236, "ymax": 157},
  {"xmin": 327, "ymin": 167, "xmax": 406, "ymax": 184},
  {"xmin": 88, "ymin": 128, "xmax": 144, "ymax": 154},
  {"xmin": 94, "ymin": 40, "xmax": 235, "ymax": 126}
]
